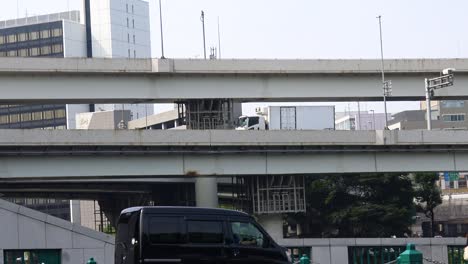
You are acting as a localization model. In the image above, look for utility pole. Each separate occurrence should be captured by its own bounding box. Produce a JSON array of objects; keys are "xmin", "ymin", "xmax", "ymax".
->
[
  {"xmin": 377, "ymin": 15, "xmax": 391, "ymax": 129},
  {"xmin": 158, "ymin": 0, "xmax": 165, "ymax": 59},
  {"xmin": 201, "ymin": 11, "xmax": 207, "ymax": 59},
  {"xmin": 217, "ymin": 17, "xmax": 222, "ymax": 59}
]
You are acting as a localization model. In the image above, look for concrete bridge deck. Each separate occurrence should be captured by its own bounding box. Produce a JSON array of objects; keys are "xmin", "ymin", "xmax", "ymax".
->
[
  {"xmin": 0, "ymin": 130, "xmax": 466, "ymax": 181},
  {"xmin": 0, "ymin": 58, "xmax": 467, "ymax": 103}
]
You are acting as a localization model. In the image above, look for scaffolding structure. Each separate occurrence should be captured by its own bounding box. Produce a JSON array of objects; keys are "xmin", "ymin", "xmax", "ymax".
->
[
  {"xmin": 250, "ymin": 175, "xmax": 306, "ymax": 214},
  {"xmin": 177, "ymin": 99, "xmax": 237, "ymax": 130}
]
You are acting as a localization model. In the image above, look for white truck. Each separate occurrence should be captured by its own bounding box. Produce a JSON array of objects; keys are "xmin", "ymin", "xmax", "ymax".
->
[{"xmin": 237, "ymin": 105, "xmax": 335, "ymax": 130}]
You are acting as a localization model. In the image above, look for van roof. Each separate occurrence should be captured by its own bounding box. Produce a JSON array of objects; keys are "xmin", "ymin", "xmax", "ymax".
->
[{"xmin": 121, "ymin": 206, "xmax": 251, "ymax": 217}]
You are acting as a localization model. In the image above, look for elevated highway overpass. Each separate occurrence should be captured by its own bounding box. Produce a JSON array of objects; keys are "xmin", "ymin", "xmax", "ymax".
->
[
  {"xmin": 0, "ymin": 58, "xmax": 468, "ymax": 103},
  {"xmin": 0, "ymin": 129, "xmax": 466, "ymax": 183}
]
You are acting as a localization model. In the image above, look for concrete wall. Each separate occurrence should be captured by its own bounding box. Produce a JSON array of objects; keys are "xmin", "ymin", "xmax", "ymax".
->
[
  {"xmin": 277, "ymin": 237, "xmax": 466, "ymax": 264},
  {"xmin": 0, "ymin": 199, "xmax": 114, "ymax": 264},
  {"xmin": 62, "ymin": 20, "xmax": 87, "ymax": 58}
]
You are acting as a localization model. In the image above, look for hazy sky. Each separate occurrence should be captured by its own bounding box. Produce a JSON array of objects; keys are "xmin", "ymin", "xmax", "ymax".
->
[{"xmin": 1, "ymin": 0, "xmax": 467, "ymax": 114}]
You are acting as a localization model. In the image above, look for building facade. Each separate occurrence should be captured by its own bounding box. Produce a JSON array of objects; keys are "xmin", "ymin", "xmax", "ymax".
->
[{"xmin": 335, "ymin": 111, "xmax": 391, "ymax": 130}]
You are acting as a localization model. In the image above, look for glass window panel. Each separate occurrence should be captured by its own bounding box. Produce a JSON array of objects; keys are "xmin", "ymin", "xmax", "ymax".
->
[
  {"xmin": 30, "ymin": 47, "xmax": 40, "ymax": 56},
  {"xmin": 32, "ymin": 111, "xmax": 43, "ymax": 121},
  {"xmin": 30, "ymin": 31, "xmax": 39, "ymax": 40},
  {"xmin": 0, "ymin": 51, "xmax": 6, "ymax": 57},
  {"xmin": 9, "ymin": 114, "xmax": 20, "ymax": 123},
  {"xmin": 231, "ymin": 222, "xmax": 265, "ymax": 247},
  {"xmin": 54, "ymin": 109, "xmax": 66, "ymax": 118},
  {"xmin": 52, "ymin": 28, "xmax": 62, "ymax": 37},
  {"xmin": 0, "ymin": 115, "xmax": 9, "ymax": 124},
  {"xmin": 0, "ymin": 35, "xmax": 4, "ymax": 44},
  {"xmin": 41, "ymin": 29, "xmax": 50, "ymax": 39},
  {"xmin": 41, "ymin": 46, "xmax": 51, "ymax": 55},
  {"xmin": 43, "ymin": 110, "xmax": 54, "ymax": 119},
  {"xmin": 52, "ymin": 44, "xmax": 63, "ymax": 53},
  {"xmin": 149, "ymin": 217, "xmax": 183, "ymax": 244},
  {"xmin": 7, "ymin": 50, "xmax": 17, "ymax": 57},
  {"xmin": 7, "ymin": 34, "xmax": 16, "ymax": 43},
  {"xmin": 18, "ymin": 49, "xmax": 28, "ymax": 57},
  {"xmin": 18, "ymin": 32, "xmax": 28, "ymax": 42},
  {"xmin": 188, "ymin": 221, "xmax": 224, "ymax": 244},
  {"xmin": 21, "ymin": 113, "xmax": 32, "ymax": 122}
]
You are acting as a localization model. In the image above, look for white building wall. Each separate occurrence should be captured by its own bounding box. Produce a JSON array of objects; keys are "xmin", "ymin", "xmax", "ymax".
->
[
  {"xmin": 89, "ymin": 0, "xmax": 113, "ymax": 58},
  {"xmin": 94, "ymin": 103, "xmax": 154, "ymax": 120},
  {"xmin": 0, "ymin": 199, "xmax": 114, "ymax": 264},
  {"xmin": 91, "ymin": 0, "xmax": 151, "ymax": 59},
  {"xmin": 62, "ymin": 20, "xmax": 87, "ymax": 58}
]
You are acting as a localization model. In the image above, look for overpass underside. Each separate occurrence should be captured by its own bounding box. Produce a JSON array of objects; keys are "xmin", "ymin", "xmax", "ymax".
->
[{"xmin": 0, "ymin": 144, "xmax": 466, "ymax": 180}]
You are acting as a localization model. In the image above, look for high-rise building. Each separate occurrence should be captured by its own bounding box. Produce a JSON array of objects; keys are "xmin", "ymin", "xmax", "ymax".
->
[{"xmin": 0, "ymin": 1, "xmax": 152, "ymax": 221}]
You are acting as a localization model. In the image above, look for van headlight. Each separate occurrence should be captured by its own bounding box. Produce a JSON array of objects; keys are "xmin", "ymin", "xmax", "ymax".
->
[{"xmin": 285, "ymin": 250, "xmax": 292, "ymax": 263}]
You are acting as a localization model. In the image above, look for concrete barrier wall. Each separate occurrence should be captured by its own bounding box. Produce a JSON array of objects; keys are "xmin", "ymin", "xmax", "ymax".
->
[
  {"xmin": 0, "ymin": 199, "xmax": 114, "ymax": 264},
  {"xmin": 277, "ymin": 237, "xmax": 466, "ymax": 264}
]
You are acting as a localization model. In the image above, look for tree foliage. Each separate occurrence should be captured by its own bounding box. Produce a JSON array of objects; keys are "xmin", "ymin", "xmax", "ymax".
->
[
  {"xmin": 297, "ymin": 173, "xmax": 415, "ymax": 238},
  {"xmin": 413, "ymin": 172, "xmax": 442, "ymax": 237}
]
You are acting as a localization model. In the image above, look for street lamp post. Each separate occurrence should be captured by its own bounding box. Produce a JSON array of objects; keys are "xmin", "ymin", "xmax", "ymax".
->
[
  {"xmin": 377, "ymin": 16, "xmax": 392, "ymax": 129},
  {"xmin": 425, "ymin": 69, "xmax": 456, "ymax": 130}
]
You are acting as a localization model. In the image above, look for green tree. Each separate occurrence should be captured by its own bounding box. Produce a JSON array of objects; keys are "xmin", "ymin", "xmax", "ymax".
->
[
  {"xmin": 298, "ymin": 173, "xmax": 415, "ymax": 238},
  {"xmin": 413, "ymin": 172, "xmax": 442, "ymax": 237}
]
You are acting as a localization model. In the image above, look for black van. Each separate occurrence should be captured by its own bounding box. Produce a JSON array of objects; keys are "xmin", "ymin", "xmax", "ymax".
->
[{"xmin": 115, "ymin": 206, "xmax": 291, "ymax": 264}]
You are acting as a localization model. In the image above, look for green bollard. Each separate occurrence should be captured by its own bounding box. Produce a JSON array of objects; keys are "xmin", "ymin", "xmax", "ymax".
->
[
  {"xmin": 87, "ymin": 257, "xmax": 97, "ymax": 264},
  {"xmin": 397, "ymin": 243, "xmax": 422, "ymax": 264},
  {"xmin": 299, "ymin": 254, "xmax": 310, "ymax": 264}
]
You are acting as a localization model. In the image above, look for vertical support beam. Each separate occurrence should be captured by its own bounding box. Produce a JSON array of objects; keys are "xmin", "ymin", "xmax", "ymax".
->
[
  {"xmin": 195, "ymin": 177, "xmax": 218, "ymax": 208},
  {"xmin": 70, "ymin": 200, "xmax": 81, "ymax": 224}
]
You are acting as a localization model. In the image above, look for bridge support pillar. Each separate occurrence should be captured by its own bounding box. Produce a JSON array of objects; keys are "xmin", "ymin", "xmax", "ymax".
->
[{"xmin": 195, "ymin": 177, "xmax": 218, "ymax": 208}]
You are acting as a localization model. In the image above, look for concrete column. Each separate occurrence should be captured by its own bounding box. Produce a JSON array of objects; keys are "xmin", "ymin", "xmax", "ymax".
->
[
  {"xmin": 256, "ymin": 214, "xmax": 283, "ymax": 241},
  {"xmin": 70, "ymin": 200, "xmax": 81, "ymax": 224},
  {"xmin": 195, "ymin": 177, "xmax": 218, "ymax": 208}
]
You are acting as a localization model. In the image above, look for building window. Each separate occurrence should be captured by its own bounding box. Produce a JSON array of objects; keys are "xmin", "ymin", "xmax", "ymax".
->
[
  {"xmin": 0, "ymin": 35, "xmax": 4, "ymax": 44},
  {"xmin": 0, "ymin": 115, "xmax": 9, "ymax": 124},
  {"xmin": 41, "ymin": 29, "xmax": 50, "ymax": 39},
  {"xmin": 132, "ymin": 4, "xmax": 134, "ymax": 13},
  {"xmin": 4, "ymin": 249, "xmax": 61, "ymax": 264},
  {"xmin": 18, "ymin": 49, "xmax": 28, "ymax": 57},
  {"xmin": 128, "ymin": 49, "xmax": 131, "ymax": 58},
  {"xmin": 18, "ymin": 32, "xmax": 28, "ymax": 42},
  {"xmin": 442, "ymin": 114, "xmax": 465, "ymax": 122},
  {"xmin": 32, "ymin": 111, "xmax": 43, "ymax": 121},
  {"xmin": 54, "ymin": 109, "xmax": 66, "ymax": 119},
  {"xmin": 43, "ymin": 110, "xmax": 54, "ymax": 119},
  {"xmin": 127, "ymin": 33, "xmax": 130, "ymax": 43},
  {"xmin": 52, "ymin": 44, "xmax": 63, "ymax": 53},
  {"xmin": 40, "ymin": 46, "xmax": 52, "ymax": 55},
  {"xmin": 127, "ymin": 18, "xmax": 129, "ymax": 27},
  {"xmin": 9, "ymin": 114, "xmax": 20, "ymax": 123},
  {"xmin": 441, "ymin": 100, "xmax": 465, "ymax": 108},
  {"xmin": 7, "ymin": 50, "xmax": 17, "ymax": 57},
  {"xmin": 21, "ymin": 113, "xmax": 32, "ymax": 122},
  {"xmin": 30, "ymin": 31, "xmax": 39, "ymax": 40},
  {"xmin": 126, "ymin": 3, "xmax": 129, "ymax": 12},
  {"xmin": 133, "ymin": 34, "xmax": 135, "ymax": 44},
  {"xmin": 132, "ymin": 19, "xmax": 135, "ymax": 28},
  {"xmin": 52, "ymin": 28, "xmax": 63, "ymax": 37},
  {"xmin": 0, "ymin": 51, "xmax": 5, "ymax": 57},
  {"xmin": 30, "ymin": 47, "xmax": 40, "ymax": 56},
  {"xmin": 7, "ymin": 34, "xmax": 17, "ymax": 43}
]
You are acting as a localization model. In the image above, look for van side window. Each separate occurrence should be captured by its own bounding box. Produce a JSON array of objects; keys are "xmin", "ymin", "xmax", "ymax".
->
[
  {"xmin": 149, "ymin": 217, "xmax": 183, "ymax": 244},
  {"xmin": 187, "ymin": 220, "xmax": 224, "ymax": 244},
  {"xmin": 231, "ymin": 222, "xmax": 264, "ymax": 247}
]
